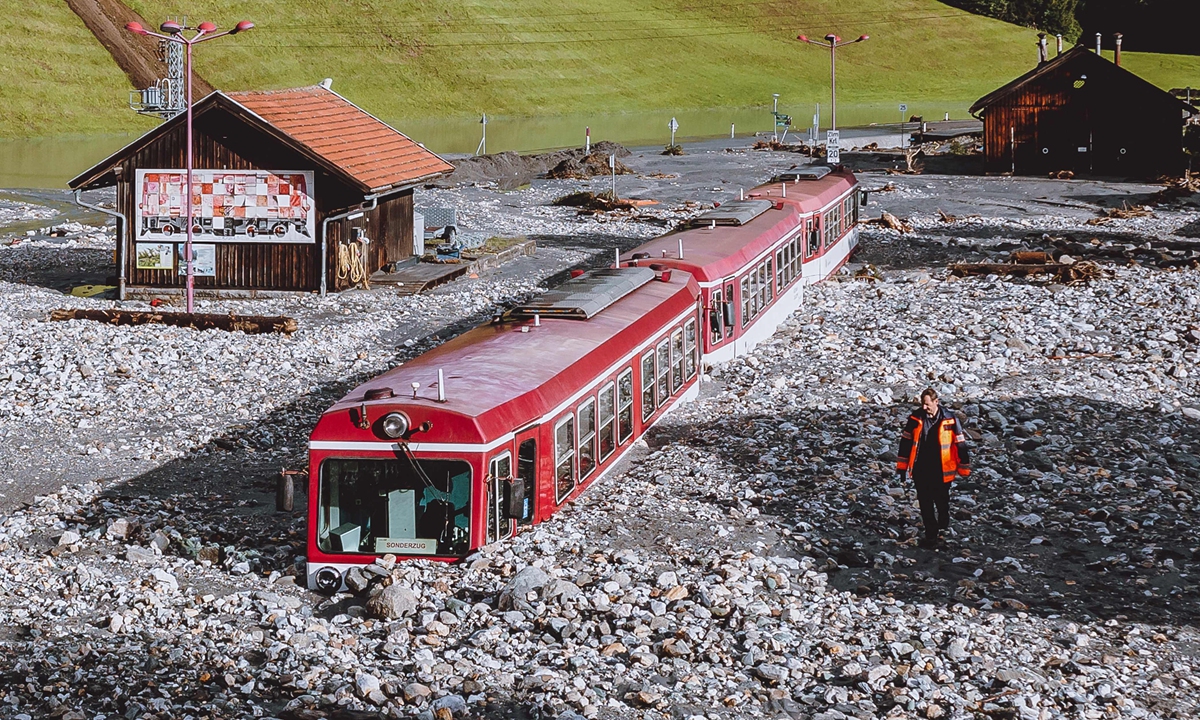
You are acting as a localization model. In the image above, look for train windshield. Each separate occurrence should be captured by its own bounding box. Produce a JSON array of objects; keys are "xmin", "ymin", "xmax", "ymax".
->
[{"xmin": 317, "ymin": 458, "xmax": 472, "ymax": 557}]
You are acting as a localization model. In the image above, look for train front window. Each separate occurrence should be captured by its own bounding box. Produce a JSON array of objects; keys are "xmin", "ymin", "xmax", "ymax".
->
[{"xmin": 318, "ymin": 458, "xmax": 472, "ymax": 557}]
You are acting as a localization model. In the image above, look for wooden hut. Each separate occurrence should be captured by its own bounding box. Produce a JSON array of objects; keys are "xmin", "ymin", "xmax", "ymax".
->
[
  {"xmin": 970, "ymin": 45, "xmax": 1196, "ymax": 177},
  {"xmin": 70, "ymin": 86, "xmax": 453, "ymax": 298}
]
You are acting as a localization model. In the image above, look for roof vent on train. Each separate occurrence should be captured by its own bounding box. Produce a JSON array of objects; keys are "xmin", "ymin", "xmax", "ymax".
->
[
  {"xmin": 688, "ymin": 199, "xmax": 773, "ymax": 227},
  {"xmin": 775, "ymin": 165, "xmax": 831, "ymax": 182},
  {"xmin": 510, "ymin": 267, "xmax": 656, "ymax": 320}
]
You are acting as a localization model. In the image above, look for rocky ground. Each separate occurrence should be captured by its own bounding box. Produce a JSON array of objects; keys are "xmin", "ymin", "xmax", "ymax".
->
[{"xmin": 1, "ymin": 143, "xmax": 1200, "ymax": 719}]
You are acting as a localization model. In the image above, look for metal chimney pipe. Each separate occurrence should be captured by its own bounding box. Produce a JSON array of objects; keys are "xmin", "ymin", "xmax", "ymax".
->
[
  {"xmin": 678, "ymin": 237, "xmax": 684, "ymax": 259},
  {"xmin": 1095, "ymin": 33, "xmax": 1102, "ymax": 54},
  {"xmin": 437, "ymin": 368, "xmax": 446, "ymax": 402},
  {"xmin": 1038, "ymin": 33, "xmax": 1048, "ymax": 64},
  {"xmin": 1056, "ymin": 34, "xmax": 1063, "ymax": 56},
  {"xmin": 1114, "ymin": 33, "xmax": 1123, "ymax": 66}
]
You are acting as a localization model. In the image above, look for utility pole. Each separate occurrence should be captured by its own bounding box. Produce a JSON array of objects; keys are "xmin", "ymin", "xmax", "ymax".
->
[
  {"xmin": 797, "ymin": 33, "xmax": 869, "ymax": 131},
  {"xmin": 126, "ymin": 18, "xmax": 254, "ymax": 314}
]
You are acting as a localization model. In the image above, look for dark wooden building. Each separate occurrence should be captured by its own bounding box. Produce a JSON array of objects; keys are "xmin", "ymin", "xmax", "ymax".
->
[
  {"xmin": 970, "ymin": 45, "xmax": 1196, "ymax": 177},
  {"xmin": 70, "ymin": 86, "xmax": 453, "ymax": 298}
]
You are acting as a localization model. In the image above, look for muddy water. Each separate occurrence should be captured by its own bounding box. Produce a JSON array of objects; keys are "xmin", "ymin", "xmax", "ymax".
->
[{"xmin": 0, "ymin": 102, "xmax": 970, "ymax": 189}]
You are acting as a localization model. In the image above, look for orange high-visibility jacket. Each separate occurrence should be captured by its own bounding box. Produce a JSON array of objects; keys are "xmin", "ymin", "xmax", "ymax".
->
[{"xmin": 897, "ymin": 410, "xmax": 971, "ymax": 483}]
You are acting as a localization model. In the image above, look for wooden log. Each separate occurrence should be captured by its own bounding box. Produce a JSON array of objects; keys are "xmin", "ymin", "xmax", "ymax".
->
[
  {"xmin": 49, "ymin": 309, "xmax": 298, "ymax": 335},
  {"xmin": 1010, "ymin": 251, "xmax": 1052, "ymax": 264},
  {"xmin": 277, "ymin": 470, "xmax": 295, "ymax": 513}
]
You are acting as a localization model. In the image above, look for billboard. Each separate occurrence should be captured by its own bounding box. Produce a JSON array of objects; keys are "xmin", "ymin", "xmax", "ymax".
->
[{"xmin": 135, "ymin": 169, "xmax": 315, "ymax": 244}]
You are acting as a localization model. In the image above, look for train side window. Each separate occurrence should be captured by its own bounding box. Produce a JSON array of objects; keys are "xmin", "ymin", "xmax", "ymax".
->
[
  {"xmin": 516, "ymin": 439, "xmax": 535, "ymax": 526},
  {"xmin": 487, "ymin": 452, "xmax": 514, "ymax": 544},
  {"xmin": 598, "ymin": 382, "xmax": 616, "ymax": 461},
  {"xmin": 554, "ymin": 414, "xmax": 576, "ymax": 503},
  {"xmin": 671, "ymin": 329, "xmax": 684, "ymax": 393},
  {"xmin": 740, "ymin": 276, "xmax": 751, "ymax": 327},
  {"xmin": 765, "ymin": 258, "xmax": 774, "ymax": 302},
  {"xmin": 640, "ymin": 352, "xmax": 655, "ymax": 421},
  {"xmin": 617, "ymin": 369, "xmax": 634, "ymax": 442},
  {"xmin": 578, "ymin": 399, "xmax": 596, "ymax": 479},
  {"xmin": 807, "ymin": 219, "xmax": 818, "ymax": 258},
  {"xmin": 655, "ymin": 339, "xmax": 670, "ymax": 407},
  {"xmin": 709, "ymin": 289, "xmax": 723, "ymax": 345},
  {"xmin": 684, "ymin": 319, "xmax": 697, "ymax": 379},
  {"xmin": 724, "ymin": 282, "xmax": 735, "ymax": 336},
  {"xmin": 776, "ymin": 249, "xmax": 785, "ymax": 286}
]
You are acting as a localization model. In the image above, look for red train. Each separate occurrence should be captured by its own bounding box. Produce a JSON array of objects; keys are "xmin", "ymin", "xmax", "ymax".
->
[{"xmin": 306, "ymin": 166, "xmax": 860, "ymax": 591}]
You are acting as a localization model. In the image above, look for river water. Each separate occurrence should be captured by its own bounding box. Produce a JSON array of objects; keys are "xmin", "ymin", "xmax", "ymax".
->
[{"xmin": 0, "ymin": 102, "xmax": 969, "ymax": 189}]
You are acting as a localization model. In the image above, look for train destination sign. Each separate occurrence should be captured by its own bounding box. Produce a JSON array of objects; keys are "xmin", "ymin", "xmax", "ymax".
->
[
  {"xmin": 374, "ymin": 537, "xmax": 437, "ymax": 554},
  {"xmin": 134, "ymin": 169, "xmax": 316, "ymax": 244}
]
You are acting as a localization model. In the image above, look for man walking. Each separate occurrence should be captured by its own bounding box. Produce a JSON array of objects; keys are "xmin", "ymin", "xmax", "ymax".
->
[{"xmin": 896, "ymin": 388, "xmax": 971, "ymax": 546}]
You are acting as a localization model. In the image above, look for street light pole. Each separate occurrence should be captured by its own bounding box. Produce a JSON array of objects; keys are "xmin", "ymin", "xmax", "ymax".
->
[
  {"xmin": 797, "ymin": 33, "xmax": 869, "ymax": 131},
  {"xmin": 126, "ymin": 19, "xmax": 254, "ymax": 314}
]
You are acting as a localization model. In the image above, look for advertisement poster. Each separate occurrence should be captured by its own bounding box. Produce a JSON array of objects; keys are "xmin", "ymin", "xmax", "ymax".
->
[
  {"xmin": 177, "ymin": 243, "xmax": 216, "ymax": 277},
  {"xmin": 135, "ymin": 169, "xmax": 315, "ymax": 244},
  {"xmin": 135, "ymin": 243, "xmax": 173, "ymax": 270}
]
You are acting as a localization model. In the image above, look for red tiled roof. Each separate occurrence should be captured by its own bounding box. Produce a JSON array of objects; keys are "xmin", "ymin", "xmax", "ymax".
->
[{"xmin": 227, "ymin": 86, "xmax": 452, "ymax": 192}]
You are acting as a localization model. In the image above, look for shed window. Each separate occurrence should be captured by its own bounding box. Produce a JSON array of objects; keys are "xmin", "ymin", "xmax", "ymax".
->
[
  {"xmin": 578, "ymin": 399, "xmax": 596, "ymax": 480},
  {"xmin": 618, "ymin": 369, "xmax": 634, "ymax": 443},
  {"xmin": 641, "ymin": 352, "xmax": 656, "ymax": 420},
  {"xmin": 598, "ymin": 382, "xmax": 616, "ymax": 461},
  {"xmin": 554, "ymin": 414, "xmax": 575, "ymax": 503}
]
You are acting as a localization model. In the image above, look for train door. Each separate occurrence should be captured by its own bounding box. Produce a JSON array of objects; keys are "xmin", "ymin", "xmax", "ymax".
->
[
  {"xmin": 514, "ymin": 428, "xmax": 538, "ymax": 525},
  {"xmin": 486, "ymin": 451, "xmax": 515, "ymax": 544}
]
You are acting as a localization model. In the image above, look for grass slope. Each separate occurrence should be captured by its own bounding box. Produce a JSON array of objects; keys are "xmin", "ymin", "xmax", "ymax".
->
[
  {"xmin": 0, "ymin": 2, "xmax": 156, "ymax": 137},
  {"xmin": 2, "ymin": 0, "xmax": 1198, "ymax": 139}
]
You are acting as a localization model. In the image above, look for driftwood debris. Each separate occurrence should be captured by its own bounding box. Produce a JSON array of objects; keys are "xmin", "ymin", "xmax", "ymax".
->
[
  {"xmin": 49, "ymin": 309, "xmax": 298, "ymax": 335},
  {"xmin": 950, "ymin": 257, "xmax": 1106, "ymax": 284},
  {"xmin": 871, "ymin": 211, "xmax": 913, "ymax": 233}
]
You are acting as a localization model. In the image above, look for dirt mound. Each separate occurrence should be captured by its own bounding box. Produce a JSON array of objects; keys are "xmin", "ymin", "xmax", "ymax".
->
[
  {"xmin": 432, "ymin": 141, "xmax": 632, "ymax": 190},
  {"xmin": 546, "ymin": 151, "xmax": 634, "ymax": 180}
]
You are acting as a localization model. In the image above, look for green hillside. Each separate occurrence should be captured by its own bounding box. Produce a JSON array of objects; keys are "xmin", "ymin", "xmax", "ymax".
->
[{"xmin": 2, "ymin": 0, "xmax": 1198, "ymax": 140}]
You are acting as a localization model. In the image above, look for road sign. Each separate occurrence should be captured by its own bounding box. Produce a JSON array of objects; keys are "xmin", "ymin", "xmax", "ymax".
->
[
  {"xmin": 826, "ymin": 130, "xmax": 840, "ymax": 165},
  {"xmin": 608, "ymin": 154, "xmax": 615, "ymax": 169},
  {"xmin": 668, "ymin": 117, "xmax": 679, "ymax": 132},
  {"xmin": 898, "ymin": 103, "xmax": 907, "ymax": 114}
]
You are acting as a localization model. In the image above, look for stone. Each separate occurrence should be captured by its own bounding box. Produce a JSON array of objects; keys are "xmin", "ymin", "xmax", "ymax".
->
[
  {"xmin": 404, "ymin": 682, "xmax": 432, "ymax": 703},
  {"xmin": 355, "ymin": 671, "xmax": 381, "ymax": 698},
  {"xmin": 498, "ymin": 566, "xmax": 549, "ymax": 609},
  {"xmin": 367, "ymin": 583, "xmax": 419, "ymax": 620},
  {"xmin": 106, "ymin": 518, "xmax": 131, "ymax": 539},
  {"xmin": 57, "ymin": 530, "xmax": 80, "ymax": 546}
]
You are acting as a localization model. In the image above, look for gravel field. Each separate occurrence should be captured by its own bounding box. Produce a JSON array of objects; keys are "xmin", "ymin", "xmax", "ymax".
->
[{"xmin": 1, "ymin": 143, "xmax": 1200, "ymax": 719}]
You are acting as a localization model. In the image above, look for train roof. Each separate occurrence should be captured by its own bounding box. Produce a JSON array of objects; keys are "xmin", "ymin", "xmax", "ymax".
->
[
  {"xmin": 623, "ymin": 167, "xmax": 857, "ymax": 284},
  {"xmin": 318, "ymin": 268, "xmax": 699, "ymax": 444}
]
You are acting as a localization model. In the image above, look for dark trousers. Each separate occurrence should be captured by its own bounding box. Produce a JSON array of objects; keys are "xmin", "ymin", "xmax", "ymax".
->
[{"xmin": 915, "ymin": 474, "xmax": 950, "ymax": 537}]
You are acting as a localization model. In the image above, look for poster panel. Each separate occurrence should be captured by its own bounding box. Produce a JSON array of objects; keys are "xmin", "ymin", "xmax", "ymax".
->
[
  {"xmin": 177, "ymin": 243, "xmax": 216, "ymax": 277},
  {"xmin": 135, "ymin": 243, "xmax": 173, "ymax": 270},
  {"xmin": 135, "ymin": 169, "xmax": 315, "ymax": 244}
]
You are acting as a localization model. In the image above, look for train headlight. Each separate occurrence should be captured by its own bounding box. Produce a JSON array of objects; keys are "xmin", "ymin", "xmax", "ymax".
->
[
  {"xmin": 381, "ymin": 412, "xmax": 410, "ymax": 439},
  {"xmin": 314, "ymin": 567, "xmax": 342, "ymax": 594}
]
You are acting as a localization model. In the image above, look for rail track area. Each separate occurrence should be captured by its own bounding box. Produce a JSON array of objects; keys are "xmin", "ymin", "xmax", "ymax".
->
[{"xmin": 1, "ymin": 143, "xmax": 1199, "ymax": 718}]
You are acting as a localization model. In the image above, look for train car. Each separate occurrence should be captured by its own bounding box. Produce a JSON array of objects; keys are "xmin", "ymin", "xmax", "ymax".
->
[
  {"xmin": 306, "ymin": 266, "xmax": 702, "ymax": 591},
  {"xmin": 621, "ymin": 166, "xmax": 860, "ymax": 364}
]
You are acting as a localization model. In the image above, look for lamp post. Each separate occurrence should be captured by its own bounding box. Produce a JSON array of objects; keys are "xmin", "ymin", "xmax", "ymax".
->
[
  {"xmin": 797, "ymin": 33, "xmax": 868, "ymax": 131},
  {"xmin": 126, "ymin": 19, "xmax": 254, "ymax": 313}
]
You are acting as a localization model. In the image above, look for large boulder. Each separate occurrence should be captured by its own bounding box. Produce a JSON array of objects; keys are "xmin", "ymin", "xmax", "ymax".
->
[
  {"xmin": 367, "ymin": 583, "xmax": 419, "ymax": 620},
  {"xmin": 498, "ymin": 566, "xmax": 549, "ymax": 610}
]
